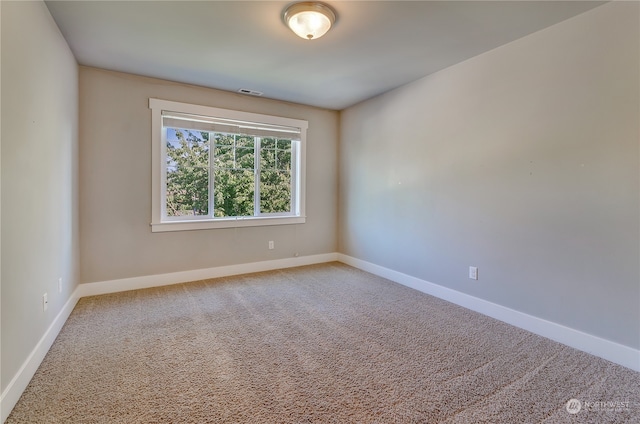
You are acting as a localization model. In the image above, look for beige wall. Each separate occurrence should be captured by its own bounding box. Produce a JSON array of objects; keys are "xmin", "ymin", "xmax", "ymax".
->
[
  {"xmin": 339, "ymin": 2, "xmax": 639, "ymax": 349},
  {"xmin": 79, "ymin": 68, "xmax": 338, "ymax": 283},
  {"xmin": 1, "ymin": 1, "xmax": 79, "ymax": 392}
]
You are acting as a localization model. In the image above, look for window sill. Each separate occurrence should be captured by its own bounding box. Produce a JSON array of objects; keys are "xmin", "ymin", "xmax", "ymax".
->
[{"xmin": 151, "ymin": 216, "xmax": 306, "ymax": 232}]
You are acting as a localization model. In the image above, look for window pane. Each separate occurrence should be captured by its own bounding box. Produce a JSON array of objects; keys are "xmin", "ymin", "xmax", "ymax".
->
[
  {"xmin": 214, "ymin": 133, "xmax": 234, "ymax": 146},
  {"xmin": 166, "ymin": 165, "xmax": 209, "ymax": 217},
  {"xmin": 165, "ymin": 128, "xmax": 209, "ymax": 217},
  {"xmin": 236, "ymin": 147, "xmax": 254, "ymax": 169},
  {"xmin": 214, "ymin": 145, "xmax": 235, "ymax": 168},
  {"xmin": 261, "ymin": 137, "xmax": 276, "ymax": 149},
  {"xmin": 276, "ymin": 149, "xmax": 292, "ymax": 171},
  {"xmin": 260, "ymin": 170, "xmax": 291, "ymax": 214},
  {"xmin": 277, "ymin": 139, "xmax": 292, "ymax": 150},
  {"xmin": 166, "ymin": 128, "xmax": 209, "ymax": 167},
  {"xmin": 235, "ymin": 135, "xmax": 254, "ymax": 148},
  {"xmin": 260, "ymin": 147, "xmax": 276, "ymax": 170},
  {"xmin": 214, "ymin": 169, "xmax": 254, "ymax": 217},
  {"xmin": 214, "ymin": 135, "xmax": 254, "ymax": 170}
]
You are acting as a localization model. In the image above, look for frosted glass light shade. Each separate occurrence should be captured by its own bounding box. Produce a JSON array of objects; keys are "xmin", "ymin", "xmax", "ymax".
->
[{"xmin": 283, "ymin": 2, "xmax": 336, "ymax": 40}]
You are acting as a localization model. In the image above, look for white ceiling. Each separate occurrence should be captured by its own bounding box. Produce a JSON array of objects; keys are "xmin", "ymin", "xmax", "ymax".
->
[{"xmin": 45, "ymin": 1, "xmax": 604, "ymax": 110}]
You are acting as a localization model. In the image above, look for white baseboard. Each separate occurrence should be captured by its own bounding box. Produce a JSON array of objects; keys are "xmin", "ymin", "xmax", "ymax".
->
[
  {"xmin": 3, "ymin": 252, "xmax": 637, "ymax": 423},
  {"xmin": 78, "ymin": 253, "xmax": 339, "ymax": 298},
  {"xmin": 337, "ymin": 254, "xmax": 640, "ymax": 372},
  {"xmin": 1, "ymin": 253, "xmax": 338, "ymax": 423},
  {"xmin": 1, "ymin": 288, "xmax": 81, "ymax": 423}
]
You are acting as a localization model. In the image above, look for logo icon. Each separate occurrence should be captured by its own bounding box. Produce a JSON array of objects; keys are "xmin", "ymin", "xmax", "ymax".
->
[{"xmin": 566, "ymin": 399, "xmax": 582, "ymax": 414}]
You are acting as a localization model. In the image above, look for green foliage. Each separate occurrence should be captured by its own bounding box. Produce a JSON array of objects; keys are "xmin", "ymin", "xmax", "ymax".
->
[
  {"xmin": 212, "ymin": 133, "xmax": 255, "ymax": 217},
  {"xmin": 166, "ymin": 130, "xmax": 209, "ymax": 216},
  {"xmin": 165, "ymin": 130, "xmax": 293, "ymax": 218},
  {"xmin": 260, "ymin": 138, "xmax": 292, "ymax": 213}
]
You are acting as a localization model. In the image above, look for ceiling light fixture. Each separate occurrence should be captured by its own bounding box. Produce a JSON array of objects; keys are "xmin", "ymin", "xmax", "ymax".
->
[{"xmin": 283, "ymin": 2, "xmax": 336, "ymax": 40}]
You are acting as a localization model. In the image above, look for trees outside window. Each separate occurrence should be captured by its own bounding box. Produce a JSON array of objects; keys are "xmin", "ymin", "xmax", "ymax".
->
[
  {"xmin": 165, "ymin": 129, "xmax": 294, "ymax": 219},
  {"xmin": 150, "ymin": 97, "xmax": 307, "ymax": 232}
]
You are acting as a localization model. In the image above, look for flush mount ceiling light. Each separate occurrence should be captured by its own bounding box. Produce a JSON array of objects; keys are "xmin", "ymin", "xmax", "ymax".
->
[{"xmin": 283, "ymin": 2, "xmax": 336, "ymax": 40}]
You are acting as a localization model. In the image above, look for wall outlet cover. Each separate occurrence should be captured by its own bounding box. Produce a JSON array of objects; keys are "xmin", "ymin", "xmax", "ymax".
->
[{"xmin": 469, "ymin": 266, "xmax": 478, "ymax": 280}]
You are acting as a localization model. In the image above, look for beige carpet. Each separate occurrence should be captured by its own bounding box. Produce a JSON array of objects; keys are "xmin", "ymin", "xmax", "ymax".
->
[{"xmin": 7, "ymin": 263, "xmax": 639, "ymax": 423}]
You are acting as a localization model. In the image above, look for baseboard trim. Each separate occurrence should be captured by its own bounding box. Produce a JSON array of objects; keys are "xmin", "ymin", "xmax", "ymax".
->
[
  {"xmin": 337, "ymin": 254, "xmax": 640, "ymax": 372},
  {"xmin": 3, "ymin": 252, "xmax": 637, "ymax": 423},
  {"xmin": 78, "ymin": 253, "xmax": 339, "ymax": 298},
  {"xmin": 1, "ymin": 253, "xmax": 338, "ymax": 423},
  {"xmin": 1, "ymin": 287, "xmax": 81, "ymax": 423}
]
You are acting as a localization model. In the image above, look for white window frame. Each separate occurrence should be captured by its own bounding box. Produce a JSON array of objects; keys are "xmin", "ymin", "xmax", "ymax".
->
[{"xmin": 150, "ymin": 98, "xmax": 307, "ymax": 232}]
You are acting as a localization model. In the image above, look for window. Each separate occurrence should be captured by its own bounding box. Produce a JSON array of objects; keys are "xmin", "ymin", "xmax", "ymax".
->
[{"xmin": 150, "ymin": 99, "xmax": 307, "ymax": 232}]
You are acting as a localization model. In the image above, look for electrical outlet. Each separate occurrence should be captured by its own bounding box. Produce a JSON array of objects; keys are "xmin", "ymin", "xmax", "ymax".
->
[
  {"xmin": 58, "ymin": 277, "xmax": 62, "ymax": 293},
  {"xmin": 43, "ymin": 293, "xmax": 48, "ymax": 311},
  {"xmin": 268, "ymin": 240, "xmax": 274, "ymax": 250},
  {"xmin": 469, "ymin": 266, "xmax": 478, "ymax": 280}
]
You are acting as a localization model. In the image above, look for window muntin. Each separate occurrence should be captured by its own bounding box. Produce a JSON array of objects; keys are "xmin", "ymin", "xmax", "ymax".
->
[{"xmin": 150, "ymin": 99, "xmax": 307, "ymax": 232}]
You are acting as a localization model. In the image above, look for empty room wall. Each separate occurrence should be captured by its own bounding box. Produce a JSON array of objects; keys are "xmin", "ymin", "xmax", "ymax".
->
[
  {"xmin": 1, "ymin": 0, "xmax": 79, "ymax": 403},
  {"xmin": 79, "ymin": 68, "xmax": 338, "ymax": 284},
  {"xmin": 339, "ymin": 2, "xmax": 639, "ymax": 350}
]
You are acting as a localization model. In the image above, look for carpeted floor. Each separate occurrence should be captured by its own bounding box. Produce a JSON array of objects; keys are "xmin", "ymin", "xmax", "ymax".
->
[{"xmin": 7, "ymin": 263, "xmax": 639, "ymax": 423}]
